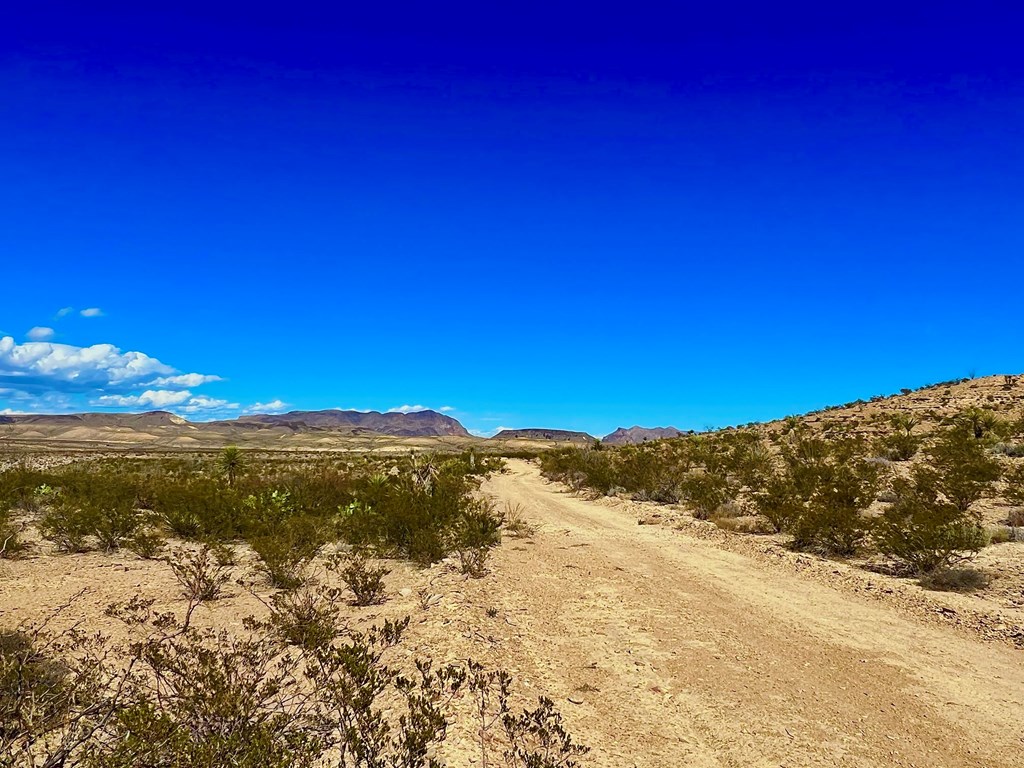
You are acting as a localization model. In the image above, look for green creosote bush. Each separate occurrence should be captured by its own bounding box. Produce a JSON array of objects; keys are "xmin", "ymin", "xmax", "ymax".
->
[
  {"xmin": 679, "ymin": 471, "xmax": 735, "ymax": 521},
  {"xmin": 340, "ymin": 461, "xmax": 501, "ymax": 566},
  {"xmin": 751, "ymin": 475, "xmax": 800, "ymax": 533},
  {"xmin": 873, "ymin": 467, "xmax": 988, "ymax": 573},
  {"xmin": 249, "ymin": 516, "xmax": 329, "ymax": 589},
  {"xmin": 788, "ymin": 460, "xmax": 881, "ymax": 556},
  {"xmin": 125, "ymin": 527, "xmax": 166, "ymax": 559},
  {"xmin": 925, "ymin": 426, "xmax": 1002, "ymax": 512},
  {"xmin": 875, "ymin": 413, "xmax": 921, "ymax": 462},
  {"xmin": 38, "ymin": 501, "xmax": 95, "ymax": 554},
  {"xmin": 264, "ymin": 582, "xmax": 345, "ymax": 651},
  {"xmin": 454, "ymin": 501, "xmax": 503, "ymax": 578},
  {"xmin": 335, "ymin": 555, "xmax": 390, "ymax": 606}
]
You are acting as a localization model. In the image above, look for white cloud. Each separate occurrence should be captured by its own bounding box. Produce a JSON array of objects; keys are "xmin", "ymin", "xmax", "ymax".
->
[
  {"xmin": 439, "ymin": 405, "xmax": 455, "ymax": 413},
  {"xmin": 27, "ymin": 327, "xmax": 55, "ymax": 341},
  {"xmin": 0, "ymin": 408, "xmax": 29, "ymax": 416},
  {"xmin": 80, "ymin": 308, "xmax": 103, "ymax": 318},
  {"xmin": 243, "ymin": 399, "xmax": 289, "ymax": 414},
  {"xmin": 95, "ymin": 389, "xmax": 194, "ymax": 408},
  {"xmin": 146, "ymin": 373, "xmax": 224, "ymax": 388},
  {"xmin": 176, "ymin": 396, "xmax": 240, "ymax": 415},
  {"xmin": 0, "ymin": 336, "xmax": 185, "ymax": 391},
  {"xmin": 388, "ymin": 404, "xmax": 429, "ymax": 413},
  {"xmin": 56, "ymin": 307, "xmax": 74, "ymax": 318}
]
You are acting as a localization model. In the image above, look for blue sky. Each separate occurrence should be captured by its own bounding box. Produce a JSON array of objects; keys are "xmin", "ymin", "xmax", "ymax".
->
[{"xmin": 2, "ymin": 2, "xmax": 1023, "ymax": 437}]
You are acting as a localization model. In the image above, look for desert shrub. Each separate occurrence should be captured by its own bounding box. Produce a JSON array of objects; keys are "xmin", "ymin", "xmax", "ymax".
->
[
  {"xmin": 0, "ymin": 630, "xmax": 72, "ymax": 748},
  {"xmin": 987, "ymin": 526, "xmax": 1013, "ymax": 544},
  {"xmin": 504, "ymin": 696, "xmax": 589, "ymax": 768},
  {"xmin": 1005, "ymin": 464, "xmax": 1024, "ymax": 508},
  {"xmin": 302, "ymin": 617, "xmax": 471, "ymax": 768},
  {"xmin": 91, "ymin": 503, "xmax": 145, "ymax": 552},
  {"xmin": 125, "ymin": 527, "xmax": 166, "ymax": 559},
  {"xmin": 151, "ymin": 477, "xmax": 244, "ymax": 541},
  {"xmin": 455, "ymin": 501, "xmax": 503, "ymax": 577},
  {"xmin": 679, "ymin": 471, "xmax": 735, "ymax": 520},
  {"xmin": 0, "ymin": 497, "xmax": 25, "ymax": 559},
  {"xmin": 874, "ymin": 468, "xmax": 987, "ymax": 572},
  {"xmin": 876, "ymin": 431, "xmax": 921, "ymax": 462},
  {"xmin": 466, "ymin": 661, "xmax": 589, "ymax": 768},
  {"xmin": 339, "ymin": 463, "xmax": 494, "ymax": 565},
  {"xmin": 710, "ymin": 503, "xmax": 766, "ymax": 534},
  {"xmin": 789, "ymin": 459, "xmax": 881, "ymax": 556},
  {"xmin": 92, "ymin": 609, "xmax": 324, "ymax": 768},
  {"xmin": 926, "ymin": 427, "xmax": 1002, "ymax": 511},
  {"xmin": 168, "ymin": 545, "xmax": 232, "ymax": 602},
  {"xmin": 751, "ymin": 475, "xmax": 800, "ymax": 533},
  {"xmin": 917, "ymin": 568, "xmax": 990, "ymax": 593},
  {"xmin": 954, "ymin": 407, "xmax": 1008, "ymax": 441},
  {"xmin": 767, "ymin": 436, "xmax": 882, "ymax": 556},
  {"xmin": 337, "ymin": 556, "xmax": 390, "ymax": 606},
  {"xmin": 4, "ymin": 599, "xmax": 589, "ymax": 768},
  {"xmin": 265, "ymin": 583, "xmax": 345, "ymax": 650},
  {"xmin": 39, "ymin": 501, "xmax": 95, "ymax": 553},
  {"xmin": 32, "ymin": 469, "xmax": 146, "ymax": 552},
  {"xmin": 249, "ymin": 519, "xmax": 328, "ymax": 590},
  {"xmin": 1, "ymin": 611, "xmax": 111, "ymax": 765},
  {"xmin": 539, "ymin": 447, "xmax": 619, "ymax": 495}
]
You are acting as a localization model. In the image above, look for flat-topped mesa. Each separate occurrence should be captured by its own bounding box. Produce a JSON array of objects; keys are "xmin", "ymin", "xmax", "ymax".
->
[
  {"xmin": 493, "ymin": 428, "xmax": 596, "ymax": 443},
  {"xmin": 602, "ymin": 426, "xmax": 689, "ymax": 445},
  {"xmin": 225, "ymin": 409, "xmax": 470, "ymax": 437}
]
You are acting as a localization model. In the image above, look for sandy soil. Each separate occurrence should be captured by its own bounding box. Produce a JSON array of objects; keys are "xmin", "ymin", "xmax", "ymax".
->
[{"xmin": 2, "ymin": 459, "xmax": 1022, "ymax": 767}]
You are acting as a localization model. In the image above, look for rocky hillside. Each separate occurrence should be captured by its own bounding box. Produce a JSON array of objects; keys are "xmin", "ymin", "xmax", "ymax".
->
[{"xmin": 753, "ymin": 374, "xmax": 1024, "ymax": 438}]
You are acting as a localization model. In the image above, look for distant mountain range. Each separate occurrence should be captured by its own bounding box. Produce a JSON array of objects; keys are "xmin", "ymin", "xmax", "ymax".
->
[
  {"xmin": 601, "ymin": 426, "xmax": 689, "ymax": 445},
  {"xmin": 494, "ymin": 428, "xmax": 596, "ymax": 443},
  {"xmin": 1, "ymin": 409, "xmax": 468, "ymax": 437},
  {"xmin": 0, "ymin": 408, "xmax": 692, "ymax": 447},
  {"xmin": 218, "ymin": 409, "xmax": 469, "ymax": 437}
]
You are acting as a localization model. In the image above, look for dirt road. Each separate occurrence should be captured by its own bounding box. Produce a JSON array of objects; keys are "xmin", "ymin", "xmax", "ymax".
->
[{"xmin": 464, "ymin": 460, "xmax": 1023, "ymax": 768}]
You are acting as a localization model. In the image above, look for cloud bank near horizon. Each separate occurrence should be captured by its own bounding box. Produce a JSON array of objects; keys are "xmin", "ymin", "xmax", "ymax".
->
[{"xmin": 0, "ymin": 334, "xmax": 272, "ymax": 419}]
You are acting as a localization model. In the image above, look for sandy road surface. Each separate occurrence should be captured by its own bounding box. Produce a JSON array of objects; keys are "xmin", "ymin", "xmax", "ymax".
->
[{"xmin": 469, "ymin": 460, "xmax": 1024, "ymax": 768}]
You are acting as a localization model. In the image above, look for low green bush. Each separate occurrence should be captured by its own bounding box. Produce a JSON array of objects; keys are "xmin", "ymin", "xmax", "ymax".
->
[{"xmin": 874, "ymin": 468, "xmax": 987, "ymax": 572}]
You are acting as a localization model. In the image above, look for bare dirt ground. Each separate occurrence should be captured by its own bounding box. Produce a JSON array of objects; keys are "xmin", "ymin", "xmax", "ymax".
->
[{"xmin": 3, "ymin": 459, "xmax": 1022, "ymax": 767}]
